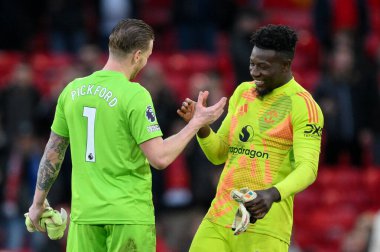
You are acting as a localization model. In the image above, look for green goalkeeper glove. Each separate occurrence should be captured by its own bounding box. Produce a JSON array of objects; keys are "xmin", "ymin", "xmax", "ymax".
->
[{"xmin": 25, "ymin": 206, "xmax": 68, "ymax": 240}]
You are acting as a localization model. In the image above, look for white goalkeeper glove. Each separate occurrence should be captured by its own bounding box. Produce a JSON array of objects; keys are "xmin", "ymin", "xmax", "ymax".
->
[{"xmin": 230, "ymin": 188, "xmax": 257, "ymax": 235}]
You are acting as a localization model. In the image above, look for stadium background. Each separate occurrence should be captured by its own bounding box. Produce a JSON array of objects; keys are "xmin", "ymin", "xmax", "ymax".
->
[{"xmin": 0, "ymin": 0, "xmax": 379, "ymax": 251}]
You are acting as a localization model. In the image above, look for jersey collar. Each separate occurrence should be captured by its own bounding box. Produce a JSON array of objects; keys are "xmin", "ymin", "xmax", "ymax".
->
[
  {"xmin": 270, "ymin": 77, "xmax": 296, "ymax": 95},
  {"xmin": 94, "ymin": 70, "xmax": 126, "ymax": 78}
]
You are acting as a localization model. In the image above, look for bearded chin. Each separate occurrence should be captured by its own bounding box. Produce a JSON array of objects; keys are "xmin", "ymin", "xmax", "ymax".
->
[{"xmin": 255, "ymin": 88, "xmax": 272, "ymax": 98}]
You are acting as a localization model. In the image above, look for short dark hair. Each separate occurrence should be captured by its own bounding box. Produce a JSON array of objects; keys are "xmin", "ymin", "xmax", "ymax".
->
[
  {"xmin": 250, "ymin": 24, "xmax": 298, "ymax": 59},
  {"xmin": 109, "ymin": 19, "xmax": 154, "ymax": 56}
]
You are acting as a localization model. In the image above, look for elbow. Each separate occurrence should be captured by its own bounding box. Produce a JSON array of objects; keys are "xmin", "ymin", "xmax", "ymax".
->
[
  {"xmin": 206, "ymin": 154, "xmax": 227, "ymax": 165},
  {"xmin": 210, "ymin": 159, "xmax": 225, "ymax": 165},
  {"xmin": 150, "ymin": 158, "xmax": 169, "ymax": 170},
  {"xmin": 310, "ymin": 171, "xmax": 318, "ymax": 185},
  {"xmin": 203, "ymin": 148, "xmax": 228, "ymax": 166},
  {"xmin": 304, "ymin": 168, "xmax": 318, "ymax": 189},
  {"xmin": 310, "ymin": 164, "xmax": 318, "ymax": 184}
]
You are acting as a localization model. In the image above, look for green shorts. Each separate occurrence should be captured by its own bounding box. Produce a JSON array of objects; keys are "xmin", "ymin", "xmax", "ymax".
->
[
  {"xmin": 67, "ymin": 222, "xmax": 156, "ymax": 252},
  {"xmin": 189, "ymin": 219, "xmax": 289, "ymax": 252}
]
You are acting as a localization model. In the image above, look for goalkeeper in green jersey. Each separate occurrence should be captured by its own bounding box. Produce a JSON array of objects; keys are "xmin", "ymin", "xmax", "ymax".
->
[
  {"xmin": 27, "ymin": 19, "xmax": 226, "ymax": 252},
  {"xmin": 178, "ymin": 25, "xmax": 324, "ymax": 251}
]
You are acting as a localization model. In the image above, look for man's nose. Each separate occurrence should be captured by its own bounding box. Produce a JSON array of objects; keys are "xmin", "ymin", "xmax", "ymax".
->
[{"xmin": 250, "ymin": 67, "xmax": 260, "ymax": 78}]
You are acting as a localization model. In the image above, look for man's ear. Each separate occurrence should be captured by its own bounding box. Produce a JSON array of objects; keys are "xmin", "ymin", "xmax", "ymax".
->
[
  {"xmin": 132, "ymin": 50, "xmax": 142, "ymax": 64},
  {"xmin": 282, "ymin": 58, "xmax": 291, "ymax": 72}
]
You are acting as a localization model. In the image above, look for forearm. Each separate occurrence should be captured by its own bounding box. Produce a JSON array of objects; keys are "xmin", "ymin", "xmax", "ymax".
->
[
  {"xmin": 33, "ymin": 132, "xmax": 69, "ymax": 205},
  {"xmin": 143, "ymin": 121, "xmax": 201, "ymax": 170},
  {"xmin": 162, "ymin": 122, "xmax": 200, "ymax": 163},
  {"xmin": 274, "ymin": 160, "xmax": 318, "ymax": 200},
  {"xmin": 33, "ymin": 152, "xmax": 62, "ymax": 205}
]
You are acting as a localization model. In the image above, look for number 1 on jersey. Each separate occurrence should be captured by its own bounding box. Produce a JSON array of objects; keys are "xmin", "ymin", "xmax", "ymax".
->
[{"xmin": 83, "ymin": 107, "xmax": 96, "ymax": 162}]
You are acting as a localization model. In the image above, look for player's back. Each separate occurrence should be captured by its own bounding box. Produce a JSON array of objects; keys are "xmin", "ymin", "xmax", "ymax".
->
[
  {"xmin": 52, "ymin": 70, "xmax": 161, "ymax": 224},
  {"xmin": 63, "ymin": 70, "xmax": 141, "ymax": 172}
]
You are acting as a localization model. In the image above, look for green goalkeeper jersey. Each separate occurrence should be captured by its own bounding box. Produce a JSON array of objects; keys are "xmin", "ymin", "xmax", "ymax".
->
[
  {"xmin": 197, "ymin": 78, "xmax": 324, "ymax": 244},
  {"xmin": 51, "ymin": 70, "xmax": 162, "ymax": 224}
]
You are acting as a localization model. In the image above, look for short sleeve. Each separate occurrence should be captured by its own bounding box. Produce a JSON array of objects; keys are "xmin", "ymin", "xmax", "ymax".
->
[
  {"xmin": 51, "ymin": 90, "xmax": 69, "ymax": 137},
  {"xmin": 127, "ymin": 89, "xmax": 163, "ymax": 144}
]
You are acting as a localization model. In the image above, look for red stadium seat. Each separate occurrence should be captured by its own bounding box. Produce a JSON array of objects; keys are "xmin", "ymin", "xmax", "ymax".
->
[
  {"xmin": 139, "ymin": 0, "xmax": 172, "ymax": 28},
  {"xmin": 262, "ymin": 0, "xmax": 312, "ymax": 9},
  {"xmin": 29, "ymin": 53, "xmax": 73, "ymax": 96},
  {"xmin": 0, "ymin": 51, "xmax": 23, "ymax": 86},
  {"xmin": 30, "ymin": 53, "xmax": 72, "ymax": 72},
  {"xmin": 308, "ymin": 205, "xmax": 356, "ymax": 248},
  {"xmin": 165, "ymin": 73, "xmax": 190, "ymax": 102},
  {"xmin": 294, "ymin": 186, "xmax": 321, "ymax": 212},
  {"xmin": 165, "ymin": 53, "xmax": 191, "ymax": 75},
  {"xmin": 185, "ymin": 52, "xmax": 216, "ymax": 73},
  {"xmin": 216, "ymin": 52, "xmax": 236, "ymax": 96},
  {"xmin": 293, "ymin": 69, "xmax": 320, "ymax": 92},
  {"xmin": 264, "ymin": 9, "xmax": 312, "ymax": 29},
  {"xmin": 315, "ymin": 169, "xmax": 336, "ymax": 188},
  {"xmin": 363, "ymin": 168, "xmax": 380, "ymax": 209},
  {"xmin": 334, "ymin": 169, "xmax": 363, "ymax": 189},
  {"xmin": 293, "ymin": 226, "xmax": 315, "ymax": 248},
  {"xmin": 294, "ymin": 166, "xmax": 376, "ymax": 250}
]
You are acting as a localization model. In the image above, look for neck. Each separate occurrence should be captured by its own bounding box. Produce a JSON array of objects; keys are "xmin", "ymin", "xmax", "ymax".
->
[
  {"xmin": 103, "ymin": 55, "xmax": 133, "ymax": 80},
  {"xmin": 277, "ymin": 72, "xmax": 293, "ymax": 87},
  {"xmin": 283, "ymin": 72, "xmax": 293, "ymax": 84}
]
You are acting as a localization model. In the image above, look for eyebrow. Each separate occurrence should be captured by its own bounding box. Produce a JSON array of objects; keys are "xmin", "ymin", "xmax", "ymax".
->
[{"xmin": 250, "ymin": 59, "xmax": 271, "ymax": 65}]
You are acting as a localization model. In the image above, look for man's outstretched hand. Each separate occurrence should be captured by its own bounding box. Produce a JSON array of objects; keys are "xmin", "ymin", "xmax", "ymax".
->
[
  {"xmin": 177, "ymin": 98, "xmax": 196, "ymax": 123},
  {"xmin": 178, "ymin": 91, "xmax": 226, "ymax": 128}
]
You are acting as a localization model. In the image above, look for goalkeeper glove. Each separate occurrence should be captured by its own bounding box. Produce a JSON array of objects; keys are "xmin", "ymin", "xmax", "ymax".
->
[
  {"xmin": 230, "ymin": 188, "xmax": 257, "ymax": 235},
  {"xmin": 25, "ymin": 206, "xmax": 68, "ymax": 240}
]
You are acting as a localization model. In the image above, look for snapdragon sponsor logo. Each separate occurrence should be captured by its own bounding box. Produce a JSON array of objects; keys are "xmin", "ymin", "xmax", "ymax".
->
[
  {"xmin": 229, "ymin": 146, "xmax": 269, "ymax": 159},
  {"xmin": 239, "ymin": 125, "xmax": 254, "ymax": 142}
]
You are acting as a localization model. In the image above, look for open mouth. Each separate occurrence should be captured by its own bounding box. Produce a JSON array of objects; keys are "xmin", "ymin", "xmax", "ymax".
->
[{"xmin": 254, "ymin": 80, "xmax": 265, "ymax": 88}]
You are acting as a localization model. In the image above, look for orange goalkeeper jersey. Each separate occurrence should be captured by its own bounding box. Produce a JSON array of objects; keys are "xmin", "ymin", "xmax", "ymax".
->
[{"xmin": 197, "ymin": 78, "xmax": 324, "ymax": 244}]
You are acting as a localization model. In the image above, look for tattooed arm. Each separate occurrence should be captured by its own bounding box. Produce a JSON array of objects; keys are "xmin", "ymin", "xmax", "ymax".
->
[{"xmin": 28, "ymin": 131, "xmax": 69, "ymax": 231}]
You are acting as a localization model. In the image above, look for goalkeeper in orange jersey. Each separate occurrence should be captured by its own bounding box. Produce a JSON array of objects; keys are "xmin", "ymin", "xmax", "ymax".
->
[{"xmin": 178, "ymin": 24, "xmax": 324, "ymax": 251}]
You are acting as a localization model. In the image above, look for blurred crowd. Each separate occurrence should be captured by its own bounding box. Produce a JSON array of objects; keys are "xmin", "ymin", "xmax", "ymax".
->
[{"xmin": 0, "ymin": 0, "xmax": 379, "ymax": 251}]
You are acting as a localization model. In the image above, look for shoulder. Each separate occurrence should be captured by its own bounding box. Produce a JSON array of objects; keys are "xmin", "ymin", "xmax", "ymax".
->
[
  {"xmin": 231, "ymin": 81, "xmax": 255, "ymax": 100},
  {"xmin": 111, "ymin": 81, "xmax": 151, "ymax": 107},
  {"xmin": 228, "ymin": 81, "xmax": 255, "ymax": 107},
  {"xmin": 58, "ymin": 80, "xmax": 76, "ymax": 100},
  {"xmin": 60, "ymin": 76, "xmax": 88, "ymax": 93},
  {"xmin": 123, "ymin": 83, "xmax": 155, "ymax": 112},
  {"xmin": 287, "ymin": 81, "xmax": 319, "ymax": 109},
  {"xmin": 130, "ymin": 81, "xmax": 149, "ymax": 92},
  {"xmin": 127, "ymin": 82, "xmax": 151, "ymax": 100},
  {"xmin": 287, "ymin": 81, "xmax": 324, "ymax": 124},
  {"xmin": 235, "ymin": 81, "xmax": 255, "ymax": 94}
]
